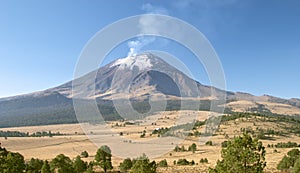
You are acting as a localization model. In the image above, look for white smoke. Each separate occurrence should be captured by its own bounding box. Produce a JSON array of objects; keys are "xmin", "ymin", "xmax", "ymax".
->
[
  {"xmin": 127, "ymin": 4, "xmax": 169, "ymax": 57},
  {"xmin": 127, "ymin": 37, "xmax": 155, "ymax": 57},
  {"xmin": 142, "ymin": 3, "xmax": 169, "ymax": 15}
]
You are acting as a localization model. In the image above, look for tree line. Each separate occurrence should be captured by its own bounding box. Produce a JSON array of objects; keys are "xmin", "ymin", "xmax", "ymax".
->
[{"xmin": 0, "ymin": 130, "xmax": 64, "ymax": 138}]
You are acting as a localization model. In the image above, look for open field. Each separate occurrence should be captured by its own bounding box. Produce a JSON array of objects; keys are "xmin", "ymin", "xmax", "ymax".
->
[
  {"xmin": 226, "ymin": 100, "xmax": 300, "ymax": 115},
  {"xmin": 1, "ymin": 110, "xmax": 300, "ymax": 172}
]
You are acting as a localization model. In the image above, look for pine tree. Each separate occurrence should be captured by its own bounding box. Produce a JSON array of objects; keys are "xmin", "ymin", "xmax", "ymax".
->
[
  {"xmin": 131, "ymin": 154, "xmax": 156, "ymax": 173},
  {"xmin": 73, "ymin": 155, "xmax": 87, "ymax": 173},
  {"xmin": 26, "ymin": 158, "xmax": 44, "ymax": 172},
  {"xmin": 120, "ymin": 158, "xmax": 133, "ymax": 172},
  {"xmin": 277, "ymin": 149, "xmax": 300, "ymax": 172},
  {"xmin": 292, "ymin": 157, "xmax": 300, "ymax": 173},
  {"xmin": 50, "ymin": 154, "xmax": 73, "ymax": 173},
  {"xmin": 4, "ymin": 152, "xmax": 26, "ymax": 172},
  {"xmin": 209, "ymin": 133, "xmax": 266, "ymax": 173},
  {"xmin": 41, "ymin": 160, "xmax": 51, "ymax": 173},
  {"xmin": 95, "ymin": 145, "xmax": 113, "ymax": 173}
]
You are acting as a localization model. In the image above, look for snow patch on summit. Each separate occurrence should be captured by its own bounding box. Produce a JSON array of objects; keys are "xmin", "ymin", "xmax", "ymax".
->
[{"xmin": 110, "ymin": 54, "xmax": 153, "ymax": 70}]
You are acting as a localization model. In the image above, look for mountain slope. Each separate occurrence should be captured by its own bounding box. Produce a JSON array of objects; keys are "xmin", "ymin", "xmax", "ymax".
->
[
  {"xmin": 48, "ymin": 53, "xmax": 225, "ymax": 100},
  {"xmin": 0, "ymin": 53, "xmax": 299, "ymax": 127}
]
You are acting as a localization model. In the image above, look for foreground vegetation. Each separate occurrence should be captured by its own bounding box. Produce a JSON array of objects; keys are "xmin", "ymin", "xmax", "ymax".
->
[
  {"xmin": 1, "ymin": 131, "xmax": 299, "ymax": 173},
  {"xmin": 1, "ymin": 111, "xmax": 300, "ymax": 172}
]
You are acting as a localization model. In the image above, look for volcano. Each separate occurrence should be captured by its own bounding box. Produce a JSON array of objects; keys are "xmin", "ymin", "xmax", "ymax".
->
[{"xmin": 0, "ymin": 53, "xmax": 299, "ymax": 127}]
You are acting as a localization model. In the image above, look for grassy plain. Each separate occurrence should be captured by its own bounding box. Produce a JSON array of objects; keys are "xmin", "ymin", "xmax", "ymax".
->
[{"xmin": 1, "ymin": 110, "xmax": 299, "ymax": 172}]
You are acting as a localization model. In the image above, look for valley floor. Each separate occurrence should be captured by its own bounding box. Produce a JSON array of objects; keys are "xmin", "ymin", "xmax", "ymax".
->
[{"xmin": 1, "ymin": 110, "xmax": 300, "ymax": 172}]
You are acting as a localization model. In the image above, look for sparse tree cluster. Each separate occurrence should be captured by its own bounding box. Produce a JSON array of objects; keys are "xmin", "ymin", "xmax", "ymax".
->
[
  {"xmin": 174, "ymin": 143, "xmax": 197, "ymax": 153},
  {"xmin": 119, "ymin": 154, "xmax": 157, "ymax": 173}
]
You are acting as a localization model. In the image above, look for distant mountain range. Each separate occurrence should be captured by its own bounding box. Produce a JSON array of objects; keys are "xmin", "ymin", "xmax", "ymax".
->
[{"xmin": 1, "ymin": 53, "xmax": 299, "ymax": 127}]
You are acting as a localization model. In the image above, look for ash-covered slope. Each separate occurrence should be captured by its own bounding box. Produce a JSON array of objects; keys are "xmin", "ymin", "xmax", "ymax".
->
[
  {"xmin": 49, "ymin": 53, "xmax": 227, "ymax": 100},
  {"xmin": 0, "ymin": 53, "xmax": 299, "ymax": 127}
]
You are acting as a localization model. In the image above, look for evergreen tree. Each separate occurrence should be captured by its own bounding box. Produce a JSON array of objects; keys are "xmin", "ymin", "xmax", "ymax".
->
[
  {"xmin": 80, "ymin": 151, "xmax": 89, "ymax": 158},
  {"xmin": 292, "ymin": 157, "xmax": 300, "ymax": 173},
  {"xmin": 188, "ymin": 143, "xmax": 197, "ymax": 153},
  {"xmin": 95, "ymin": 145, "xmax": 113, "ymax": 173},
  {"xmin": 0, "ymin": 147, "xmax": 9, "ymax": 172},
  {"xmin": 3, "ymin": 152, "xmax": 26, "ymax": 173},
  {"xmin": 277, "ymin": 149, "xmax": 300, "ymax": 172},
  {"xmin": 41, "ymin": 160, "xmax": 51, "ymax": 173},
  {"xmin": 73, "ymin": 155, "xmax": 87, "ymax": 173},
  {"xmin": 26, "ymin": 158, "xmax": 44, "ymax": 173},
  {"xmin": 130, "ymin": 154, "xmax": 156, "ymax": 173},
  {"xmin": 158, "ymin": 159, "xmax": 168, "ymax": 167},
  {"xmin": 120, "ymin": 158, "xmax": 133, "ymax": 172},
  {"xmin": 209, "ymin": 133, "xmax": 266, "ymax": 173},
  {"xmin": 72, "ymin": 155, "xmax": 87, "ymax": 173},
  {"xmin": 50, "ymin": 154, "xmax": 73, "ymax": 173}
]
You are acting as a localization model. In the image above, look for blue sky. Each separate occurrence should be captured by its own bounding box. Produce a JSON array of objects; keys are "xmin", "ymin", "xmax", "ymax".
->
[{"xmin": 0, "ymin": 0, "xmax": 299, "ymax": 99}]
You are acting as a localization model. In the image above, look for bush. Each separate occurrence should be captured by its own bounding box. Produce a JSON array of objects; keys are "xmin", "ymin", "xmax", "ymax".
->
[
  {"xmin": 158, "ymin": 159, "xmax": 168, "ymax": 167},
  {"xmin": 205, "ymin": 141, "xmax": 213, "ymax": 146},
  {"xmin": 177, "ymin": 159, "xmax": 189, "ymax": 166},
  {"xmin": 190, "ymin": 160, "xmax": 195, "ymax": 165},
  {"xmin": 221, "ymin": 141, "xmax": 228, "ymax": 148},
  {"xmin": 81, "ymin": 151, "xmax": 89, "ymax": 158},
  {"xmin": 200, "ymin": 158, "xmax": 208, "ymax": 164},
  {"xmin": 140, "ymin": 132, "xmax": 146, "ymax": 138}
]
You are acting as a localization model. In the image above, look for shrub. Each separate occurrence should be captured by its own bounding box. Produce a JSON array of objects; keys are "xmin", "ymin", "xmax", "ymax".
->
[
  {"xmin": 221, "ymin": 141, "xmax": 228, "ymax": 148},
  {"xmin": 158, "ymin": 159, "xmax": 168, "ymax": 167},
  {"xmin": 177, "ymin": 159, "xmax": 189, "ymax": 166},
  {"xmin": 205, "ymin": 141, "xmax": 213, "ymax": 146},
  {"xmin": 200, "ymin": 158, "xmax": 208, "ymax": 164},
  {"xmin": 81, "ymin": 151, "xmax": 89, "ymax": 158}
]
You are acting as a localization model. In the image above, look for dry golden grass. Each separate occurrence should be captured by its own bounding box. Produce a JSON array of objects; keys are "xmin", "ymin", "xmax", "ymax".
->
[
  {"xmin": 258, "ymin": 101, "xmax": 300, "ymax": 115},
  {"xmin": 226, "ymin": 100, "xmax": 258, "ymax": 112},
  {"xmin": 0, "ymin": 110, "xmax": 299, "ymax": 172},
  {"xmin": 226, "ymin": 100, "xmax": 300, "ymax": 115}
]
